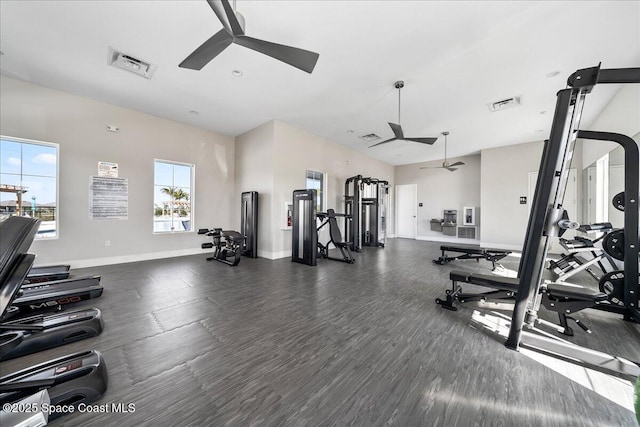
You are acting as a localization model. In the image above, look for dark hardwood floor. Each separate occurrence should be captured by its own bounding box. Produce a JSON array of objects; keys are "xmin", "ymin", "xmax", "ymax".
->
[{"xmin": 2, "ymin": 239, "xmax": 639, "ymax": 426}]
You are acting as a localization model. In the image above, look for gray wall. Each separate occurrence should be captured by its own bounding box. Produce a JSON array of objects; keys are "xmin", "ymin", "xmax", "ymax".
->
[
  {"xmin": 237, "ymin": 120, "xmax": 395, "ymax": 259},
  {"xmin": 234, "ymin": 121, "xmax": 275, "ymax": 258},
  {"xmin": 1, "ymin": 76, "xmax": 235, "ymax": 267},
  {"xmin": 395, "ymin": 154, "xmax": 481, "ymax": 241},
  {"xmin": 275, "ymin": 121, "xmax": 395, "ymax": 257},
  {"xmin": 480, "ymin": 140, "xmax": 544, "ymax": 249},
  {"xmin": 581, "ymin": 85, "xmax": 640, "ymax": 169}
]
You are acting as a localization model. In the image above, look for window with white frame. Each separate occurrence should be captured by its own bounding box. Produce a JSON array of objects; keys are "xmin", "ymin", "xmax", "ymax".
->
[
  {"xmin": 0, "ymin": 136, "xmax": 59, "ymax": 239},
  {"xmin": 306, "ymin": 170, "xmax": 325, "ymax": 211},
  {"xmin": 153, "ymin": 160, "xmax": 194, "ymax": 232}
]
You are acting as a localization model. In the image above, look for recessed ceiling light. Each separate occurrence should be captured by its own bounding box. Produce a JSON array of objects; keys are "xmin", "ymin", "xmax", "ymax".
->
[
  {"xmin": 546, "ymin": 70, "xmax": 561, "ymax": 78},
  {"xmin": 232, "ymin": 70, "xmax": 243, "ymax": 77},
  {"xmin": 540, "ymin": 110, "xmax": 546, "ymax": 115},
  {"xmin": 189, "ymin": 110, "xmax": 199, "ymax": 115},
  {"xmin": 535, "ymin": 129, "xmax": 545, "ymax": 133},
  {"xmin": 346, "ymin": 130, "xmax": 354, "ymax": 133}
]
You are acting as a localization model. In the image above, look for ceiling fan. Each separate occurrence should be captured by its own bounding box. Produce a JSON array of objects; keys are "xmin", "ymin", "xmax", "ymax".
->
[
  {"xmin": 179, "ymin": 0, "xmax": 320, "ymax": 73},
  {"xmin": 369, "ymin": 81, "xmax": 438, "ymax": 148},
  {"xmin": 420, "ymin": 132, "xmax": 465, "ymax": 171}
]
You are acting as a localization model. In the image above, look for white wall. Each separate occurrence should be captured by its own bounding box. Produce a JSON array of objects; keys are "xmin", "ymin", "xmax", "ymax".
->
[
  {"xmin": 395, "ymin": 154, "xmax": 481, "ymax": 242},
  {"xmin": 480, "ymin": 140, "xmax": 544, "ymax": 249},
  {"xmin": 234, "ymin": 121, "xmax": 275, "ymax": 258},
  {"xmin": 1, "ymin": 76, "xmax": 235, "ymax": 268},
  {"xmin": 273, "ymin": 121, "xmax": 395, "ymax": 257},
  {"xmin": 234, "ymin": 120, "xmax": 395, "ymax": 259},
  {"xmin": 582, "ymin": 85, "xmax": 640, "ymax": 169}
]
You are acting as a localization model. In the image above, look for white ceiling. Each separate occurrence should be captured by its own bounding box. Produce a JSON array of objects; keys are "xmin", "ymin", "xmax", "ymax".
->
[{"xmin": 1, "ymin": 1, "xmax": 638, "ymax": 166}]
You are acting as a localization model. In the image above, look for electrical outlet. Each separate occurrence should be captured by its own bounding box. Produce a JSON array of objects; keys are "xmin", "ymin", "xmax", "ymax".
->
[{"xmin": 105, "ymin": 240, "xmax": 111, "ymax": 247}]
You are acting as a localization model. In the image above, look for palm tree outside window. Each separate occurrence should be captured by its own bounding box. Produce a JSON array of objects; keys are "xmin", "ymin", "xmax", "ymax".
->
[{"xmin": 154, "ymin": 160, "xmax": 194, "ymax": 232}]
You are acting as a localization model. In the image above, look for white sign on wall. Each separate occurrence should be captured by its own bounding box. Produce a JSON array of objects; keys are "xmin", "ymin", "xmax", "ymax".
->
[
  {"xmin": 89, "ymin": 176, "xmax": 128, "ymax": 220},
  {"xmin": 98, "ymin": 161, "xmax": 119, "ymax": 178}
]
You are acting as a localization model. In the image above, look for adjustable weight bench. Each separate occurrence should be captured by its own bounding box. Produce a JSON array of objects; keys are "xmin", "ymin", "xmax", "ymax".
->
[
  {"xmin": 436, "ymin": 270, "xmax": 609, "ymax": 336},
  {"xmin": 433, "ymin": 245, "xmax": 512, "ymax": 270}
]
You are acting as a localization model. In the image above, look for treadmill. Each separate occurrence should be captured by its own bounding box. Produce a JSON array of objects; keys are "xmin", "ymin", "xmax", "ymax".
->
[
  {"xmin": 12, "ymin": 275, "xmax": 103, "ymax": 317},
  {"xmin": 24, "ymin": 264, "xmax": 71, "ymax": 284},
  {"xmin": 0, "ymin": 216, "xmax": 108, "ymax": 421}
]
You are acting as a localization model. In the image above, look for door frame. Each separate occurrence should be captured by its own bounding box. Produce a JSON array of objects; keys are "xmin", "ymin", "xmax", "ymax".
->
[{"xmin": 395, "ymin": 184, "xmax": 417, "ymax": 239}]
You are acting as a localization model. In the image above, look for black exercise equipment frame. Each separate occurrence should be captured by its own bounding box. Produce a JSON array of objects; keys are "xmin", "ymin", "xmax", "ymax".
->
[
  {"xmin": 344, "ymin": 175, "xmax": 389, "ymax": 251},
  {"xmin": 292, "ymin": 189, "xmax": 318, "ymax": 266},
  {"xmin": 433, "ymin": 245, "xmax": 511, "ymax": 270},
  {"xmin": 316, "ymin": 209, "xmax": 355, "ymax": 264},
  {"xmin": 503, "ymin": 64, "xmax": 639, "ymax": 378},
  {"xmin": 241, "ymin": 191, "xmax": 259, "ymax": 258},
  {"xmin": 198, "ymin": 228, "xmax": 244, "ymax": 266}
]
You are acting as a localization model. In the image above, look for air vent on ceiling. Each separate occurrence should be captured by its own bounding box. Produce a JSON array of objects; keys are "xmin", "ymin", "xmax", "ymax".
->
[
  {"xmin": 487, "ymin": 96, "xmax": 521, "ymax": 112},
  {"xmin": 108, "ymin": 47, "xmax": 157, "ymax": 79},
  {"xmin": 358, "ymin": 133, "xmax": 381, "ymax": 142}
]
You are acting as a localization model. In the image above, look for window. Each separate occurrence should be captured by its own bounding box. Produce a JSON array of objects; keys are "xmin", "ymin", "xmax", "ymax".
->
[
  {"xmin": 154, "ymin": 160, "xmax": 194, "ymax": 232},
  {"xmin": 306, "ymin": 170, "xmax": 325, "ymax": 211},
  {"xmin": 0, "ymin": 136, "xmax": 58, "ymax": 239}
]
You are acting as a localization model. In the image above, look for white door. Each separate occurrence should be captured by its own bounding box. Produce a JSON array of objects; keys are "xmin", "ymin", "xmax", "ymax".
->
[{"xmin": 395, "ymin": 184, "xmax": 417, "ymax": 239}]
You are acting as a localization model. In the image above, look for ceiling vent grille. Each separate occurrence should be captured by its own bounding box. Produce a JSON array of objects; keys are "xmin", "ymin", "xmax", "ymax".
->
[
  {"xmin": 487, "ymin": 96, "xmax": 521, "ymax": 112},
  {"xmin": 108, "ymin": 47, "xmax": 157, "ymax": 79},
  {"xmin": 358, "ymin": 133, "xmax": 381, "ymax": 142}
]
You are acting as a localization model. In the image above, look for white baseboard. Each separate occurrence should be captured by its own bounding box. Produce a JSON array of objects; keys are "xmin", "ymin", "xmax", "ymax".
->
[
  {"xmin": 51, "ymin": 248, "xmax": 204, "ymax": 270},
  {"xmin": 257, "ymin": 249, "xmax": 290, "ymax": 260}
]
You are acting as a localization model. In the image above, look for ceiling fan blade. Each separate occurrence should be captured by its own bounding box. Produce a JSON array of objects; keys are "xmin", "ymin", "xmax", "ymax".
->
[
  {"xmin": 404, "ymin": 137, "xmax": 438, "ymax": 145},
  {"xmin": 388, "ymin": 122, "xmax": 404, "ymax": 139},
  {"xmin": 448, "ymin": 161, "xmax": 465, "ymax": 167},
  {"xmin": 206, "ymin": 0, "xmax": 244, "ymax": 35},
  {"xmin": 369, "ymin": 137, "xmax": 397, "ymax": 148},
  {"xmin": 446, "ymin": 167, "xmax": 458, "ymax": 172},
  {"xmin": 179, "ymin": 29, "xmax": 234, "ymax": 70},
  {"xmin": 234, "ymin": 35, "xmax": 319, "ymax": 73},
  {"xmin": 219, "ymin": 0, "xmax": 245, "ymax": 35}
]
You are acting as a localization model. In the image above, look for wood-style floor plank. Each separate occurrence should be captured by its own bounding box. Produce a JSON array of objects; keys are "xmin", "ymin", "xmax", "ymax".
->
[{"xmin": 3, "ymin": 239, "xmax": 636, "ymax": 426}]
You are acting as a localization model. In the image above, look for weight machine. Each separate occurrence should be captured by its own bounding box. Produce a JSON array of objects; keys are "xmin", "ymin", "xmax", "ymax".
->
[
  {"xmin": 508, "ymin": 64, "xmax": 640, "ymax": 378},
  {"xmin": 198, "ymin": 228, "xmax": 244, "ymax": 266},
  {"xmin": 344, "ymin": 175, "xmax": 389, "ymax": 251},
  {"xmin": 437, "ymin": 64, "xmax": 640, "ymax": 380},
  {"xmin": 241, "ymin": 191, "xmax": 258, "ymax": 258},
  {"xmin": 291, "ymin": 189, "xmax": 318, "ymax": 266}
]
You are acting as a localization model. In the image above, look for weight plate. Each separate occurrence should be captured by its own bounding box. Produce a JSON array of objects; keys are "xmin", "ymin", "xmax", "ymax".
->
[
  {"xmin": 611, "ymin": 191, "xmax": 625, "ymax": 212},
  {"xmin": 598, "ymin": 271, "xmax": 625, "ymax": 307},
  {"xmin": 602, "ymin": 229, "xmax": 625, "ymax": 261}
]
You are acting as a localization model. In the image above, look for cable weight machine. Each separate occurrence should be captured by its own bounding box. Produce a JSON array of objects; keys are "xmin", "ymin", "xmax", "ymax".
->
[{"xmin": 344, "ymin": 175, "xmax": 389, "ymax": 251}]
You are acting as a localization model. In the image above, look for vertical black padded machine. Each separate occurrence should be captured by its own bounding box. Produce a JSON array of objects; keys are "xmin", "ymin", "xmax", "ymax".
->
[
  {"xmin": 292, "ymin": 189, "xmax": 317, "ymax": 266},
  {"xmin": 502, "ymin": 65, "xmax": 639, "ymax": 378},
  {"xmin": 241, "ymin": 191, "xmax": 258, "ymax": 258},
  {"xmin": 344, "ymin": 175, "xmax": 389, "ymax": 251}
]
